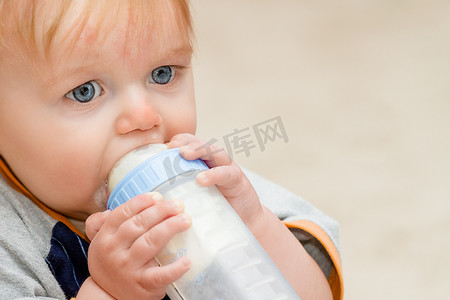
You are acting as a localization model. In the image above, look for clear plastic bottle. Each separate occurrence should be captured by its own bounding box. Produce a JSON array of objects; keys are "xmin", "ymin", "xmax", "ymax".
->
[{"xmin": 107, "ymin": 144, "xmax": 300, "ymax": 300}]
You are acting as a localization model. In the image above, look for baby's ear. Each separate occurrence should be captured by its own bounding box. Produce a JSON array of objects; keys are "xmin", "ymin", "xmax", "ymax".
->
[{"xmin": 85, "ymin": 210, "xmax": 111, "ymax": 242}]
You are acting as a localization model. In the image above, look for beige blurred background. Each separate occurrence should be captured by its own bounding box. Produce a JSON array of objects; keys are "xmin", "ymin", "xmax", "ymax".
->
[{"xmin": 190, "ymin": 0, "xmax": 450, "ymax": 299}]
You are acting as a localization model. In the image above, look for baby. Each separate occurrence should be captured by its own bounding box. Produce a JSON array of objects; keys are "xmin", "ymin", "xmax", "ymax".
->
[{"xmin": 0, "ymin": 1, "xmax": 342, "ymax": 299}]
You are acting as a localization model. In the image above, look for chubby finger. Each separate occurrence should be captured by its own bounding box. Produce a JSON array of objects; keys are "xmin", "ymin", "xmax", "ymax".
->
[
  {"xmin": 196, "ymin": 166, "xmax": 242, "ymax": 189},
  {"xmin": 167, "ymin": 133, "xmax": 197, "ymax": 149},
  {"xmin": 141, "ymin": 257, "xmax": 191, "ymax": 291},
  {"xmin": 85, "ymin": 210, "xmax": 111, "ymax": 242},
  {"xmin": 128, "ymin": 212, "xmax": 192, "ymax": 265},
  {"xmin": 168, "ymin": 134, "xmax": 232, "ymax": 167},
  {"xmin": 113, "ymin": 199, "xmax": 187, "ymax": 249},
  {"xmin": 181, "ymin": 142, "xmax": 232, "ymax": 168},
  {"xmin": 104, "ymin": 192, "xmax": 163, "ymax": 233}
]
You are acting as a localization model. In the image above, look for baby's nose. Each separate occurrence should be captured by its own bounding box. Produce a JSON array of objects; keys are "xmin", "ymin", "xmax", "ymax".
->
[{"xmin": 115, "ymin": 90, "xmax": 162, "ymax": 134}]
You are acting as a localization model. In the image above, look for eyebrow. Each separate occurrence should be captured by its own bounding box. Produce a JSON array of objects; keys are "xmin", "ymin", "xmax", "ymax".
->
[
  {"xmin": 154, "ymin": 45, "xmax": 193, "ymax": 66},
  {"xmin": 170, "ymin": 45, "xmax": 193, "ymax": 57},
  {"xmin": 41, "ymin": 62, "xmax": 104, "ymax": 89},
  {"xmin": 42, "ymin": 45, "xmax": 193, "ymax": 88},
  {"xmin": 151, "ymin": 44, "xmax": 194, "ymax": 67}
]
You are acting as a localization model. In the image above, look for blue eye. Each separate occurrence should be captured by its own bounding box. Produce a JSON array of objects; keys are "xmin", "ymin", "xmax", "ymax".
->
[
  {"xmin": 150, "ymin": 66, "xmax": 175, "ymax": 85},
  {"xmin": 65, "ymin": 81, "xmax": 102, "ymax": 103}
]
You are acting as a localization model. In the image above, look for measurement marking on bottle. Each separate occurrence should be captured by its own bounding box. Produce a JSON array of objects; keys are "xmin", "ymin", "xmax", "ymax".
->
[
  {"xmin": 244, "ymin": 277, "xmax": 275, "ymax": 290},
  {"xmin": 217, "ymin": 240, "xmax": 249, "ymax": 254},
  {"xmin": 273, "ymin": 296, "xmax": 289, "ymax": 300},
  {"xmin": 231, "ymin": 258, "xmax": 261, "ymax": 272}
]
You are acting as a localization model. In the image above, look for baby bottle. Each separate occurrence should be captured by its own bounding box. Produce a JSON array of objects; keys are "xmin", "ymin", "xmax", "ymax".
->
[{"xmin": 107, "ymin": 144, "xmax": 300, "ymax": 300}]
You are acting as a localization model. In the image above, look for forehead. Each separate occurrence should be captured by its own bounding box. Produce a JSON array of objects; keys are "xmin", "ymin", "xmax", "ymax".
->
[{"xmin": 0, "ymin": 0, "xmax": 192, "ymax": 74}]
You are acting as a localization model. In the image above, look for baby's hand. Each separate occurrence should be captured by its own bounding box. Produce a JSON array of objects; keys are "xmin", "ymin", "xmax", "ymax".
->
[
  {"xmin": 167, "ymin": 134, "xmax": 264, "ymax": 232},
  {"xmin": 85, "ymin": 193, "xmax": 191, "ymax": 300}
]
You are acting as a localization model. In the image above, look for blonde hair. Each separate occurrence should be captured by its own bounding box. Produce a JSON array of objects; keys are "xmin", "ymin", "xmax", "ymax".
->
[{"xmin": 0, "ymin": 0, "xmax": 193, "ymax": 70}]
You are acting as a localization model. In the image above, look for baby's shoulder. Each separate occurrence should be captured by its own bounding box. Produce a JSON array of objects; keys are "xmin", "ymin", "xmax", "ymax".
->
[{"xmin": 0, "ymin": 177, "xmax": 56, "ymax": 247}]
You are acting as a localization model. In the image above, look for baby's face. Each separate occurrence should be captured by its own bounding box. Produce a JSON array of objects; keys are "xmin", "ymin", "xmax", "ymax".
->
[{"xmin": 0, "ymin": 1, "xmax": 196, "ymax": 220}]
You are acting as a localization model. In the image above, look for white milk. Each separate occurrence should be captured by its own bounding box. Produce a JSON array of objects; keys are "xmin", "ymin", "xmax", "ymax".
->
[{"xmin": 107, "ymin": 144, "xmax": 300, "ymax": 300}]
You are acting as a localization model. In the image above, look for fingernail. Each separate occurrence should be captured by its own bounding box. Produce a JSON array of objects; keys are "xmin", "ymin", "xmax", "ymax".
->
[
  {"xmin": 171, "ymin": 199, "xmax": 184, "ymax": 211},
  {"xmin": 179, "ymin": 145, "xmax": 193, "ymax": 156},
  {"xmin": 146, "ymin": 192, "xmax": 163, "ymax": 203},
  {"xmin": 180, "ymin": 256, "xmax": 191, "ymax": 267},
  {"xmin": 178, "ymin": 147, "xmax": 186, "ymax": 156},
  {"xmin": 178, "ymin": 213, "xmax": 191, "ymax": 224},
  {"xmin": 196, "ymin": 172, "xmax": 208, "ymax": 184}
]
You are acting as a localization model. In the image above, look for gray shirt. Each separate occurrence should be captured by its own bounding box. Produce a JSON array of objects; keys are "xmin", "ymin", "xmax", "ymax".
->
[{"xmin": 0, "ymin": 170, "xmax": 340, "ymax": 299}]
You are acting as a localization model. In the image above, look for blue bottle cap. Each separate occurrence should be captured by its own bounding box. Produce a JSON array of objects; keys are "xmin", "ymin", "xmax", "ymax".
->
[{"xmin": 107, "ymin": 148, "xmax": 208, "ymax": 210}]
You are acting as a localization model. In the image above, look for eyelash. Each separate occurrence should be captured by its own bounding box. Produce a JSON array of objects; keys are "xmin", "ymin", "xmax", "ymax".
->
[
  {"xmin": 63, "ymin": 65, "xmax": 188, "ymax": 110},
  {"xmin": 65, "ymin": 81, "xmax": 103, "ymax": 103},
  {"xmin": 62, "ymin": 80, "xmax": 104, "ymax": 111},
  {"xmin": 149, "ymin": 65, "xmax": 187, "ymax": 87}
]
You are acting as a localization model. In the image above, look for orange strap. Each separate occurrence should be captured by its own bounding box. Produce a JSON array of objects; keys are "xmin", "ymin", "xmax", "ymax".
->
[
  {"xmin": 0, "ymin": 156, "xmax": 88, "ymax": 241},
  {"xmin": 283, "ymin": 219, "xmax": 344, "ymax": 300}
]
